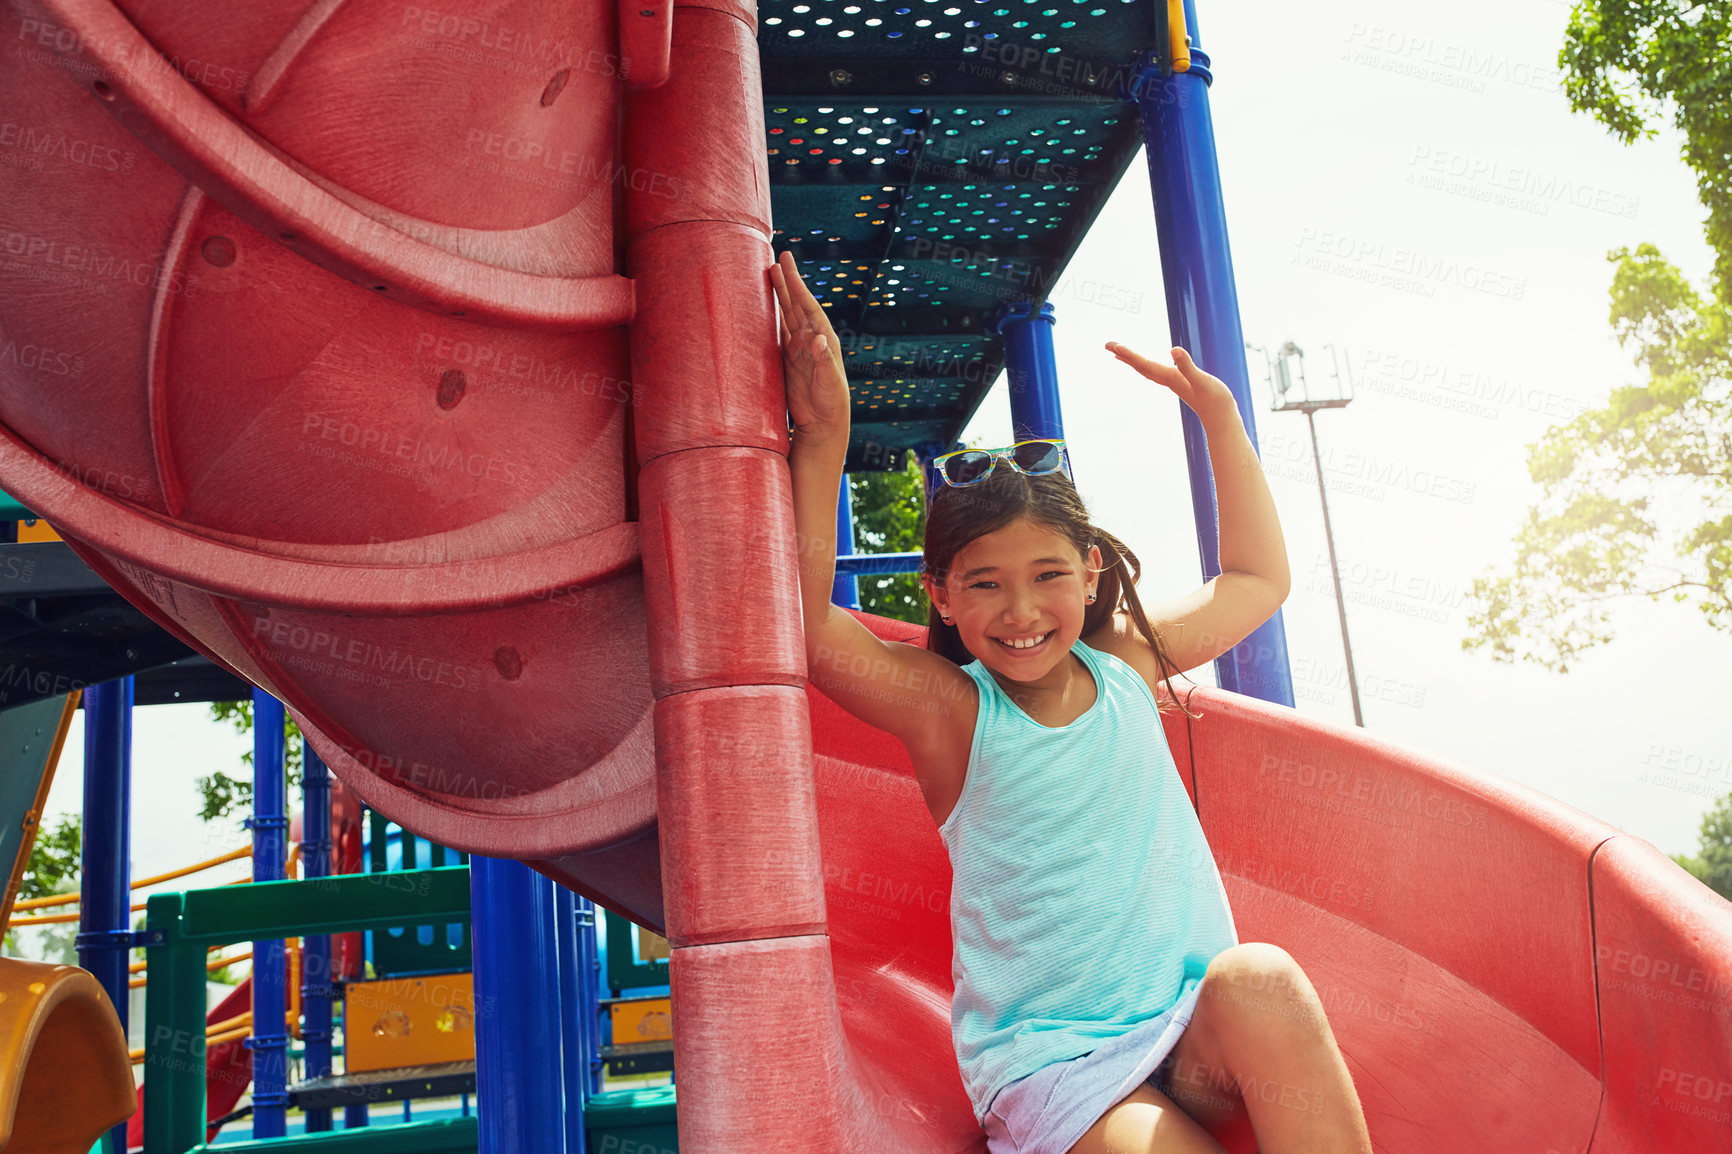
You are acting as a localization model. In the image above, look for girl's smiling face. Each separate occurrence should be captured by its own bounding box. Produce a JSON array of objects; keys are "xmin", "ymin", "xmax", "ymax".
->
[{"xmin": 923, "ymin": 516, "xmax": 1102, "ymax": 682}]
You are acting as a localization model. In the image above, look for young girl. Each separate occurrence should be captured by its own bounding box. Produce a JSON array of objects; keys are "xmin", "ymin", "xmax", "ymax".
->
[{"xmin": 771, "ymin": 251, "xmax": 1374, "ymax": 1154}]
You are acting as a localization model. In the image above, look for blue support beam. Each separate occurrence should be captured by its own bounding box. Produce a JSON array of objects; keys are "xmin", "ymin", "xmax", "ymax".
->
[
  {"xmin": 471, "ymin": 856, "xmax": 567, "ymax": 1153},
  {"xmin": 555, "ymin": 887, "xmax": 586, "ymax": 1152},
  {"xmin": 577, "ymin": 896, "xmax": 602, "ymax": 1096},
  {"xmin": 1131, "ymin": 20, "xmax": 1295, "ymax": 707},
  {"xmin": 833, "ymin": 479, "xmax": 861, "ymax": 609},
  {"xmin": 835, "ymin": 551, "xmax": 924, "ymax": 577},
  {"xmin": 991, "ymin": 301, "xmax": 1066, "ymax": 445},
  {"xmin": 301, "ymin": 745, "xmax": 335, "ymax": 1133},
  {"xmin": 248, "ymin": 689, "xmax": 291, "ymax": 1138},
  {"xmin": 76, "ymin": 676, "xmax": 132, "ymax": 1154}
]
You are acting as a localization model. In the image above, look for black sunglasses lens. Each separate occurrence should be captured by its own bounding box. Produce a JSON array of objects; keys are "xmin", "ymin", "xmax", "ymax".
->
[
  {"xmin": 944, "ymin": 451, "xmax": 993, "ymax": 485},
  {"xmin": 1013, "ymin": 442, "xmax": 1064, "ymax": 474}
]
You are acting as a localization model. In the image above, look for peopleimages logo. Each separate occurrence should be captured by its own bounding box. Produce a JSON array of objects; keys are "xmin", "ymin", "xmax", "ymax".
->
[
  {"xmin": 251, "ymin": 615, "xmax": 489, "ymax": 693},
  {"xmin": 0, "ymin": 121, "xmax": 133, "ymax": 173},
  {"xmin": 1293, "ymin": 228, "xmax": 1526, "ymax": 301},
  {"xmin": 299, "ymin": 413, "xmax": 535, "ymax": 489}
]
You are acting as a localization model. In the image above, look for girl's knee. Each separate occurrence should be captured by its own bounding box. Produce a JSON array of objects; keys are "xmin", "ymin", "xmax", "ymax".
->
[
  {"xmin": 1206, "ymin": 942, "xmax": 1305, "ymax": 986},
  {"xmin": 1200, "ymin": 942, "xmax": 1328, "ymax": 1034}
]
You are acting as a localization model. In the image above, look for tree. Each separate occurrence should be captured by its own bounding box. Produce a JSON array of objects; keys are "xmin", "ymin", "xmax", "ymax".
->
[
  {"xmin": 1462, "ymin": 244, "xmax": 1732, "ymax": 669},
  {"xmin": 1561, "ymin": 0, "xmax": 1732, "ymax": 305},
  {"xmin": 846, "ymin": 450, "xmax": 930, "ymax": 625},
  {"xmin": 197, "ymin": 699, "xmax": 304, "ymax": 824},
  {"xmin": 2, "ymin": 814, "xmax": 81, "ymax": 960},
  {"xmin": 1671, "ymin": 791, "xmax": 1732, "ymax": 901},
  {"xmin": 13, "ymin": 813, "xmax": 80, "ymax": 902}
]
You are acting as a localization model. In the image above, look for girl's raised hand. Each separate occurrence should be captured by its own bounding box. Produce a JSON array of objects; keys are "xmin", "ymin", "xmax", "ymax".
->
[
  {"xmin": 1105, "ymin": 342, "xmax": 1238, "ymax": 421},
  {"xmin": 771, "ymin": 250, "xmax": 850, "ymax": 443}
]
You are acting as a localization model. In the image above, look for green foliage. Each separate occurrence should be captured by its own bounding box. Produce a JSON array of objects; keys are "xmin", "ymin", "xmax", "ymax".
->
[
  {"xmin": 15, "ymin": 812, "xmax": 80, "ymax": 901},
  {"xmin": 1463, "ymin": 245, "xmax": 1732, "ymax": 669},
  {"xmin": 2, "ymin": 814, "xmax": 81, "ymax": 960},
  {"xmin": 846, "ymin": 450, "xmax": 929, "ymax": 624},
  {"xmin": 1561, "ymin": 1, "xmax": 1732, "ymax": 303},
  {"xmin": 197, "ymin": 700, "xmax": 304, "ymax": 824},
  {"xmin": 1670, "ymin": 791, "xmax": 1732, "ymax": 901}
]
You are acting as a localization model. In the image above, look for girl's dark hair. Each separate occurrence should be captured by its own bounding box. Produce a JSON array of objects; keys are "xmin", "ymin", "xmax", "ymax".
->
[{"xmin": 919, "ymin": 466, "xmax": 1197, "ymax": 716}]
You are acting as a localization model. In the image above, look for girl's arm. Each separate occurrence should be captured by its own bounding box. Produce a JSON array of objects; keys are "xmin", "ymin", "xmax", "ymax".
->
[
  {"xmin": 773, "ymin": 250, "xmax": 853, "ymax": 639},
  {"xmin": 1104, "ymin": 343, "xmax": 1291, "ymax": 675},
  {"xmin": 771, "ymin": 253, "xmax": 976, "ymax": 748}
]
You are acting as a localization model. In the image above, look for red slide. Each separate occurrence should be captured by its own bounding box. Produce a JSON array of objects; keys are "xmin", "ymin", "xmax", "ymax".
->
[{"xmin": 2, "ymin": 1, "xmax": 1729, "ymax": 1150}]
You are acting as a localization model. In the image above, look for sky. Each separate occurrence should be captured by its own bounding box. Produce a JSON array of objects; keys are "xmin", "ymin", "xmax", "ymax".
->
[{"xmin": 20, "ymin": 0, "xmax": 1730, "ymax": 949}]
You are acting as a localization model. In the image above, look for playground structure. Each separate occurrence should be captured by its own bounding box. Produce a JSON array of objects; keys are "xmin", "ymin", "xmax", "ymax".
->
[
  {"xmin": 1, "ymin": 0, "xmax": 1731, "ymax": 1152},
  {"xmin": 1, "ymin": 671, "xmax": 637, "ymax": 1152}
]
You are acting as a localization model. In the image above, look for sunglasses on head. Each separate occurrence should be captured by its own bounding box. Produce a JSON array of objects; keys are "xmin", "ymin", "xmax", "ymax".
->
[{"xmin": 930, "ymin": 439, "xmax": 1071, "ymax": 488}]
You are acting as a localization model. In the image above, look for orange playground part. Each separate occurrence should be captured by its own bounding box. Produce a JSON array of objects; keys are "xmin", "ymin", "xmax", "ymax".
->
[{"xmin": 0, "ymin": 958, "xmax": 135, "ymax": 1154}]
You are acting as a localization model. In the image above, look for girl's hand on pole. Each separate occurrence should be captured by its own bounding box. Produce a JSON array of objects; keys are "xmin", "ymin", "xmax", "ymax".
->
[
  {"xmin": 1105, "ymin": 342, "xmax": 1238, "ymax": 422},
  {"xmin": 771, "ymin": 251, "xmax": 850, "ymax": 444}
]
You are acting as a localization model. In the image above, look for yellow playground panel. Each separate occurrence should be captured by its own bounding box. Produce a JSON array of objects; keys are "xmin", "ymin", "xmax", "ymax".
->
[
  {"xmin": 13, "ymin": 518, "xmax": 59, "ymax": 544},
  {"xmin": 343, "ymin": 971, "xmax": 478, "ymax": 1073},
  {"xmin": 610, "ymin": 995, "xmax": 673, "ymax": 1047}
]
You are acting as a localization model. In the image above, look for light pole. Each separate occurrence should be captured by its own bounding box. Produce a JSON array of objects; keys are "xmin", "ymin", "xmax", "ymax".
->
[{"xmin": 1249, "ymin": 340, "xmax": 1364, "ymax": 727}]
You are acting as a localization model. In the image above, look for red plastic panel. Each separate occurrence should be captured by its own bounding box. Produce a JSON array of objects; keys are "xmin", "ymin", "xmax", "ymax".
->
[
  {"xmin": 1222, "ymin": 878, "xmax": 1600, "ymax": 1153},
  {"xmin": 653, "ymin": 685, "xmax": 827, "ymax": 946},
  {"xmin": 669, "ymin": 933, "xmax": 978, "ymax": 1152},
  {"xmin": 636, "ymin": 447, "xmax": 804, "ymax": 695},
  {"xmin": 1589, "ymin": 835, "xmax": 1732, "ymax": 1151},
  {"xmin": 628, "ymin": 223, "xmax": 785, "ymax": 460},
  {"xmin": 622, "ymin": 4, "xmax": 771, "ymax": 239},
  {"xmin": 0, "ymin": 5, "xmax": 187, "ymax": 515},
  {"xmin": 619, "ymin": 0, "xmax": 673, "ymax": 90},
  {"xmin": 1186, "ymin": 688, "xmax": 1613, "ymax": 1077},
  {"xmin": 18, "ymin": 0, "xmax": 635, "ymax": 328},
  {"xmin": 533, "ymin": 828, "xmax": 668, "ymax": 934}
]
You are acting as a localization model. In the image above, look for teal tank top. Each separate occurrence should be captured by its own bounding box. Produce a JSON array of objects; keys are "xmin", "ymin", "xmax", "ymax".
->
[{"xmin": 937, "ymin": 638, "xmax": 1239, "ymax": 1124}]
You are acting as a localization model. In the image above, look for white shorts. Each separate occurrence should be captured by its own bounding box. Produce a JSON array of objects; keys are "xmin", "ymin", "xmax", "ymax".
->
[{"xmin": 980, "ymin": 980, "xmax": 1205, "ymax": 1154}]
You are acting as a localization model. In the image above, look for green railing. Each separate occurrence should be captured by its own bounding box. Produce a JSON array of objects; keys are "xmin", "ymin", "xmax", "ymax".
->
[{"xmin": 142, "ymin": 866, "xmax": 473, "ymax": 1154}]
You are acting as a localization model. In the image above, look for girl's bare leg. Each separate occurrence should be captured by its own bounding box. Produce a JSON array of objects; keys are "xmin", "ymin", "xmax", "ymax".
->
[
  {"xmin": 1158, "ymin": 942, "xmax": 1373, "ymax": 1154},
  {"xmin": 1069, "ymin": 942, "xmax": 1372, "ymax": 1153},
  {"xmin": 1068, "ymin": 1082, "xmax": 1231, "ymax": 1154}
]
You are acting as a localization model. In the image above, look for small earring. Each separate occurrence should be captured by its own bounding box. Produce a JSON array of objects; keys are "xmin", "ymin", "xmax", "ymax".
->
[
  {"xmin": 941, "ymin": 614, "xmax": 952, "ymax": 623},
  {"xmin": 1086, "ymin": 593, "xmax": 1097, "ymax": 603}
]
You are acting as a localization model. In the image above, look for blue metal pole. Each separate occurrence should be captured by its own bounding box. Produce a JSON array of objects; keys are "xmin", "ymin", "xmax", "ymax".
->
[
  {"xmin": 248, "ymin": 689, "xmax": 290, "ymax": 1138},
  {"xmin": 577, "ymin": 896, "xmax": 602, "ymax": 1096},
  {"xmin": 833, "ymin": 481, "xmax": 861, "ymax": 609},
  {"xmin": 472, "ymin": 856, "xmax": 567, "ymax": 1153},
  {"xmin": 76, "ymin": 676, "xmax": 132, "ymax": 1154},
  {"xmin": 343, "ymin": 806, "xmax": 369, "ymax": 1132},
  {"xmin": 555, "ymin": 887, "xmax": 585, "ymax": 1149},
  {"xmin": 991, "ymin": 301, "xmax": 1066, "ymax": 444},
  {"xmin": 1131, "ymin": 26, "xmax": 1295, "ymax": 706},
  {"xmin": 301, "ymin": 745, "xmax": 335, "ymax": 1132},
  {"xmin": 923, "ymin": 440, "xmax": 963, "ymax": 506}
]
